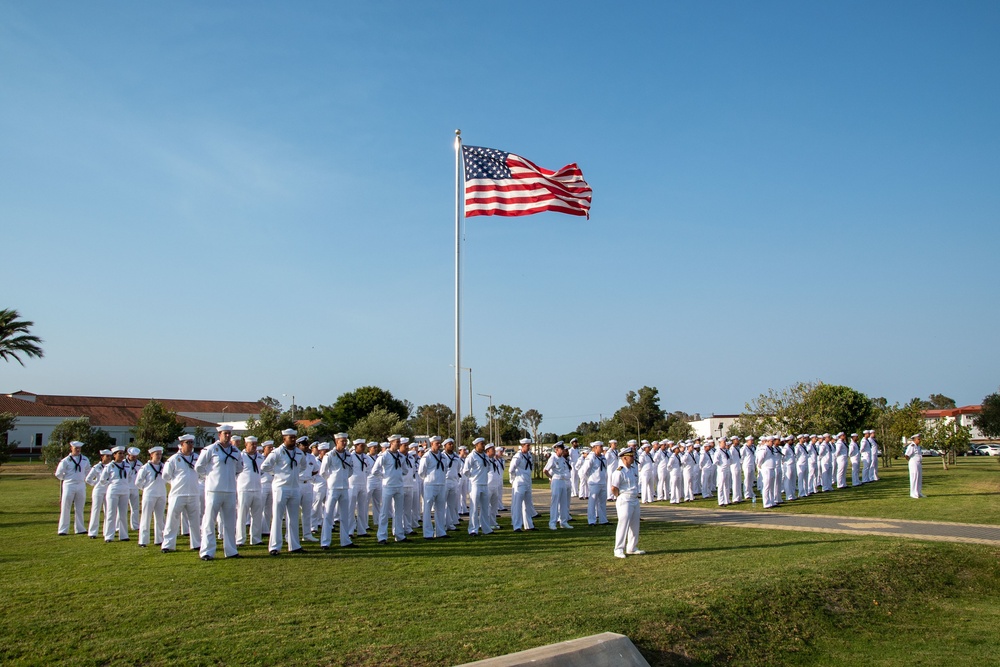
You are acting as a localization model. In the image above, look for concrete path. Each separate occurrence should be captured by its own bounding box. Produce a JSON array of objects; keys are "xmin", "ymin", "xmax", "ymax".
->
[{"xmin": 558, "ymin": 496, "xmax": 1000, "ymax": 546}]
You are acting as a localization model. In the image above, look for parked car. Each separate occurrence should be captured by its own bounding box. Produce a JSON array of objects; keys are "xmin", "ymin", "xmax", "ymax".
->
[
  {"xmin": 920, "ymin": 447, "xmax": 941, "ymax": 457},
  {"xmin": 962, "ymin": 447, "xmax": 983, "ymax": 456},
  {"xmin": 978, "ymin": 444, "xmax": 1000, "ymax": 456}
]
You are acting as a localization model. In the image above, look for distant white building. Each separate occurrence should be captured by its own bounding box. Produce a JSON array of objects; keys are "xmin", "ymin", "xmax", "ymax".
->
[
  {"xmin": 923, "ymin": 405, "xmax": 991, "ymax": 442},
  {"xmin": 1, "ymin": 391, "xmax": 264, "ymax": 455},
  {"xmin": 687, "ymin": 414, "xmax": 739, "ymax": 440}
]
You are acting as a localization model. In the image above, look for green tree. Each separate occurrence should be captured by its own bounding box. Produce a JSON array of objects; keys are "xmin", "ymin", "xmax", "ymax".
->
[
  {"xmin": 521, "ymin": 409, "xmax": 543, "ymax": 444},
  {"xmin": 924, "ymin": 418, "xmax": 971, "ymax": 469},
  {"xmin": 488, "ymin": 404, "xmax": 524, "ymax": 446},
  {"xmin": 973, "ymin": 390, "xmax": 1000, "ymax": 439},
  {"xmin": 132, "ymin": 400, "xmax": 186, "ymax": 450},
  {"xmin": 0, "ymin": 412, "xmax": 17, "ymax": 473},
  {"xmin": 871, "ymin": 397, "xmax": 925, "ymax": 465},
  {"xmin": 921, "ymin": 394, "xmax": 957, "ymax": 410},
  {"xmin": 321, "ymin": 386, "xmax": 411, "ymax": 432},
  {"xmin": 802, "ymin": 384, "xmax": 873, "ymax": 435},
  {"xmin": 350, "ymin": 406, "xmax": 410, "ymax": 443},
  {"xmin": 43, "ymin": 417, "xmax": 116, "ymax": 468},
  {"xmin": 665, "ymin": 419, "xmax": 694, "ymax": 442},
  {"xmin": 0, "ymin": 309, "xmax": 44, "ymax": 366},
  {"xmin": 410, "ymin": 403, "xmax": 454, "ymax": 436},
  {"xmin": 731, "ymin": 382, "xmax": 872, "ymax": 437},
  {"xmin": 245, "ymin": 406, "xmax": 298, "ymax": 443}
]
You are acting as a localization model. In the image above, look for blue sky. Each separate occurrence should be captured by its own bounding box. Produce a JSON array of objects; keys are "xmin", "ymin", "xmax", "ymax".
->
[{"xmin": 2, "ymin": 2, "xmax": 998, "ymax": 435}]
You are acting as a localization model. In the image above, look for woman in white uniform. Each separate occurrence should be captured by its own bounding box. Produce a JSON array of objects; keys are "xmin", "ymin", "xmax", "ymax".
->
[{"xmin": 904, "ymin": 433, "xmax": 924, "ymax": 499}]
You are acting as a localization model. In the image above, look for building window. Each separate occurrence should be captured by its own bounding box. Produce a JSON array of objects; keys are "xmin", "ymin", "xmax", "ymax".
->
[{"xmin": 34, "ymin": 433, "xmax": 43, "ymax": 449}]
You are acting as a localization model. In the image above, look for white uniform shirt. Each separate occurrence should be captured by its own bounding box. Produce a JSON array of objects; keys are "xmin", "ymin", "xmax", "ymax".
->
[
  {"xmin": 55, "ymin": 454, "xmax": 91, "ymax": 483},
  {"xmin": 580, "ymin": 452, "xmax": 608, "ymax": 485},
  {"xmin": 508, "ymin": 451, "xmax": 533, "ymax": 487},
  {"xmin": 372, "ymin": 450, "xmax": 407, "ymax": 488},
  {"xmin": 610, "ymin": 463, "xmax": 639, "ymax": 498},
  {"xmin": 163, "ymin": 452, "xmax": 201, "ymax": 497},
  {"xmin": 237, "ymin": 452, "xmax": 264, "ymax": 493},
  {"xmin": 350, "ymin": 451, "xmax": 370, "ymax": 488},
  {"xmin": 904, "ymin": 442, "xmax": 922, "ymax": 462},
  {"xmin": 101, "ymin": 460, "xmax": 132, "ymax": 494},
  {"xmin": 86, "ymin": 462, "xmax": 108, "ymax": 489},
  {"xmin": 543, "ymin": 453, "xmax": 571, "ymax": 481},
  {"xmin": 444, "ymin": 452, "xmax": 462, "ymax": 484},
  {"xmin": 461, "ymin": 450, "xmax": 491, "ymax": 485},
  {"xmin": 260, "ymin": 445, "xmax": 307, "ymax": 490},
  {"xmin": 135, "ymin": 461, "xmax": 167, "ymax": 497},
  {"xmin": 195, "ymin": 442, "xmax": 244, "ymax": 493},
  {"xmin": 321, "ymin": 449, "xmax": 354, "ymax": 490},
  {"xmin": 418, "ymin": 450, "xmax": 448, "ymax": 486}
]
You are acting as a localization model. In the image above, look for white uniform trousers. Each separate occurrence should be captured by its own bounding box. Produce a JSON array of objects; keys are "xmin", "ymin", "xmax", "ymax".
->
[
  {"xmin": 321, "ymin": 487, "xmax": 352, "ymax": 547},
  {"xmin": 861, "ymin": 454, "xmax": 873, "ymax": 483},
  {"xmin": 851, "ymin": 457, "xmax": 861, "ymax": 486},
  {"xmin": 88, "ymin": 486, "xmax": 107, "ymax": 537},
  {"xmin": 128, "ymin": 488, "xmax": 140, "ymax": 530},
  {"xmin": 548, "ymin": 479, "xmax": 571, "ymax": 528},
  {"xmin": 349, "ymin": 484, "xmax": 369, "ymax": 536},
  {"xmin": 717, "ymin": 467, "xmax": 732, "ymax": 505},
  {"xmin": 367, "ymin": 482, "xmax": 382, "ymax": 532},
  {"xmin": 377, "ymin": 486, "xmax": 406, "ymax": 542},
  {"xmin": 459, "ymin": 477, "xmax": 470, "ymax": 514},
  {"xmin": 311, "ymin": 484, "xmax": 327, "ymax": 532},
  {"xmin": 467, "ymin": 483, "xmax": 492, "ymax": 535},
  {"xmin": 162, "ymin": 495, "xmax": 201, "ymax": 550},
  {"xmin": 587, "ymin": 483, "xmax": 608, "ymax": 524},
  {"xmin": 138, "ymin": 493, "xmax": 166, "ymax": 546},
  {"xmin": 796, "ymin": 463, "xmax": 809, "ymax": 497},
  {"xmin": 639, "ymin": 473, "xmax": 655, "ymax": 504},
  {"xmin": 656, "ymin": 471, "xmax": 669, "ymax": 501},
  {"xmin": 807, "ymin": 462, "xmax": 817, "ymax": 494},
  {"xmin": 835, "ymin": 458, "xmax": 848, "ymax": 488},
  {"xmin": 200, "ymin": 491, "xmax": 238, "ymax": 558},
  {"xmin": 487, "ymin": 485, "xmax": 501, "ymax": 528},
  {"xmin": 269, "ymin": 487, "xmax": 301, "ymax": 553},
  {"xmin": 402, "ymin": 486, "xmax": 418, "ymax": 534},
  {"xmin": 700, "ymin": 466, "xmax": 714, "ymax": 499},
  {"xmin": 730, "ymin": 465, "xmax": 743, "ymax": 502},
  {"xmin": 570, "ymin": 467, "xmax": 580, "ymax": 497},
  {"xmin": 782, "ymin": 463, "xmax": 796, "ymax": 500},
  {"xmin": 236, "ymin": 490, "xmax": 264, "ymax": 546},
  {"xmin": 577, "ymin": 472, "xmax": 589, "ymax": 499},
  {"xmin": 510, "ymin": 483, "xmax": 534, "ymax": 531},
  {"xmin": 444, "ymin": 481, "xmax": 460, "ymax": 530},
  {"xmin": 613, "ymin": 494, "xmax": 640, "ymax": 556},
  {"xmin": 422, "ymin": 483, "xmax": 447, "ymax": 538},
  {"xmin": 742, "ymin": 465, "xmax": 756, "ymax": 500},
  {"xmin": 821, "ymin": 460, "xmax": 833, "ymax": 492},
  {"xmin": 104, "ymin": 492, "xmax": 130, "ymax": 540},
  {"xmin": 261, "ymin": 486, "xmax": 273, "ymax": 534},
  {"xmin": 871, "ymin": 453, "xmax": 880, "ymax": 481},
  {"xmin": 759, "ymin": 468, "xmax": 777, "ymax": 508},
  {"xmin": 682, "ymin": 468, "xmax": 695, "ymax": 501},
  {"xmin": 58, "ymin": 481, "xmax": 87, "ymax": 534},
  {"xmin": 298, "ymin": 484, "xmax": 315, "ymax": 540},
  {"xmin": 909, "ymin": 458, "xmax": 922, "ymax": 498}
]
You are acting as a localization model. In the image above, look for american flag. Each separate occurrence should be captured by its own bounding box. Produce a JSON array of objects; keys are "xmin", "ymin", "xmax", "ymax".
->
[{"xmin": 462, "ymin": 145, "xmax": 592, "ymax": 219}]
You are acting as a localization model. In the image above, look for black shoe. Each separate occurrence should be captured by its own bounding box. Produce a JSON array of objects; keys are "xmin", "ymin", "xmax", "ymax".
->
[
  {"xmin": 589, "ymin": 523, "xmax": 596, "ymax": 527},
  {"xmin": 320, "ymin": 545, "xmax": 330, "ymax": 550},
  {"xmin": 423, "ymin": 537, "xmax": 435, "ymax": 540},
  {"xmin": 58, "ymin": 532, "xmax": 68, "ymax": 536},
  {"xmin": 120, "ymin": 539, "xmax": 130, "ymax": 542},
  {"xmin": 378, "ymin": 540, "xmax": 388, "ymax": 545},
  {"xmin": 161, "ymin": 548, "xmax": 174, "ymax": 553},
  {"xmin": 89, "ymin": 536, "xmax": 97, "ymax": 539},
  {"xmin": 527, "ymin": 527, "xmax": 538, "ymax": 531},
  {"xmin": 439, "ymin": 534, "xmax": 452, "ymax": 539},
  {"xmin": 513, "ymin": 528, "xmax": 522, "ymax": 532},
  {"xmin": 251, "ymin": 542, "xmax": 263, "ymax": 546},
  {"xmin": 269, "ymin": 550, "xmax": 279, "ymax": 556},
  {"xmin": 226, "ymin": 553, "xmax": 242, "ymax": 559},
  {"xmin": 290, "ymin": 548, "xmax": 304, "ymax": 553},
  {"xmin": 262, "ymin": 533, "xmax": 270, "ymax": 537},
  {"xmin": 469, "ymin": 532, "xmax": 478, "ymax": 537},
  {"xmin": 200, "ymin": 555, "xmax": 213, "ymax": 561},
  {"xmin": 343, "ymin": 543, "xmax": 358, "ymax": 548},
  {"xmin": 138, "ymin": 544, "xmax": 147, "ymax": 548},
  {"xmin": 395, "ymin": 538, "xmax": 408, "ymax": 543}
]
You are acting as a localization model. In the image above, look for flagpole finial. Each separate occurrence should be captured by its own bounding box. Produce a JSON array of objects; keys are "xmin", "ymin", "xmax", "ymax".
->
[{"xmin": 455, "ymin": 128, "xmax": 461, "ymax": 137}]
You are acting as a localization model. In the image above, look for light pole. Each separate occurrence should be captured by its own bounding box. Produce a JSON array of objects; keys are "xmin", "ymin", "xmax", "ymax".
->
[{"xmin": 478, "ymin": 393, "xmax": 493, "ymax": 443}]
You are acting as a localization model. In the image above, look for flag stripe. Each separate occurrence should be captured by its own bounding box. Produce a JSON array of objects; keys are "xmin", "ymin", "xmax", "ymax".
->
[{"xmin": 462, "ymin": 145, "xmax": 592, "ymax": 219}]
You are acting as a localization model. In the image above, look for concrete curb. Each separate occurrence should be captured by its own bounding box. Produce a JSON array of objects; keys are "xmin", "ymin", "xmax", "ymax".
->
[{"xmin": 454, "ymin": 632, "xmax": 650, "ymax": 667}]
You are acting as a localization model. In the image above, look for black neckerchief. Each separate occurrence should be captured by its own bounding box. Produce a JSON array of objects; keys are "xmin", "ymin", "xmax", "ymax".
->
[
  {"xmin": 597, "ymin": 454, "xmax": 606, "ymax": 470},
  {"xmin": 446, "ymin": 453, "xmax": 458, "ymax": 468},
  {"xmin": 390, "ymin": 452, "xmax": 402, "ymax": 469},
  {"xmin": 355, "ymin": 452, "xmax": 367, "ymax": 470},
  {"xmin": 151, "ymin": 462, "xmax": 162, "ymax": 478},
  {"xmin": 70, "ymin": 455, "xmax": 82, "ymax": 472},
  {"xmin": 336, "ymin": 450, "xmax": 352, "ymax": 470},
  {"xmin": 432, "ymin": 452, "xmax": 444, "ymax": 470},
  {"xmin": 113, "ymin": 462, "xmax": 126, "ymax": 479},
  {"xmin": 181, "ymin": 454, "xmax": 195, "ymax": 469},
  {"xmin": 247, "ymin": 454, "xmax": 259, "ymax": 475},
  {"xmin": 284, "ymin": 447, "xmax": 297, "ymax": 468},
  {"xmin": 219, "ymin": 446, "xmax": 238, "ymax": 465},
  {"xmin": 524, "ymin": 453, "xmax": 532, "ymax": 470}
]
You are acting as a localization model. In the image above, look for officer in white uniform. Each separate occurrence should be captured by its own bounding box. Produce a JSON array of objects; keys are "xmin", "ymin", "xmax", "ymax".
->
[
  {"xmin": 296, "ymin": 436, "xmax": 320, "ymax": 542},
  {"xmin": 236, "ymin": 436, "xmax": 264, "ymax": 547},
  {"xmin": 568, "ymin": 438, "xmax": 581, "ymax": 497},
  {"xmin": 417, "ymin": 435, "xmax": 448, "ymax": 539},
  {"xmin": 162, "ymin": 434, "xmax": 202, "ymax": 552},
  {"xmin": 610, "ymin": 446, "xmax": 643, "ymax": 558},
  {"xmin": 847, "ymin": 433, "xmax": 861, "ymax": 487},
  {"xmin": 714, "ymin": 440, "xmax": 733, "ymax": 506},
  {"xmin": 123, "ymin": 447, "xmax": 142, "ymax": 530},
  {"xmin": 260, "ymin": 429, "xmax": 308, "ymax": 555},
  {"xmin": 905, "ymin": 434, "xmax": 924, "ymax": 499},
  {"xmin": 101, "ymin": 446, "xmax": 131, "ymax": 541},
  {"xmin": 579, "ymin": 441, "xmax": 609, "ymax": 525},
  {"xmin": 509, "ymin": 438, "xmax": 536, "ymax": 532},
  {"xmin": 348, "ymin": 439, "xmax": 371, "ymax": 537},
  {"xmin": 543, "ymin": 441, "xmax": 572, "ymax": 529},
  {"xmin": 604, "ymin": 440, "xmax": 619, "ymax": 501},
  {"xmin": 460, "ymin": 437, "xmax": 493, "ymax": 536},
  {"xmin": 366, "ymin": 442, "xmax": 383, "ymax": 533},
  {"xmin": 442, "ymin": 438, "xmax": 462, "ymax": 531},
  {"xmin": 637, "ymin": 442, "xmax": 655, "ymax": 504},
  {"xmin": 55, "ymin": 440, "xmax": 90, "ymax": 535},
  {"xmin": 195, "ymin": 424, "xmax": 244, "ymax": 560},
  {"xmin": 372, "ymin": 435, "xmax": 407, "ymax": 543},
  {"xmin": 135, "ymin": 446, "xmax": 167, "ymax": 547},
  {"xmin": 260, "ymin": 440, "xmax": 275, "ymax": 536},
  {"xmin": 86, "ymin": 449, "xmax": 112, "ymax": 538},
  {"xmin": 320, "ymin": 433, "xmax": 355, "ymax": 549}
]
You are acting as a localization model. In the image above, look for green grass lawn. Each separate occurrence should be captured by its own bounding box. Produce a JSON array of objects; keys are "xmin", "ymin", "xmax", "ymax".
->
[
  {"xmin": 669, "ymin": 456, "xmax": 1000, "ymax": 525},
  {"xmin": 2, "ymin": 469, "xmax": 999, "ymax": 666}
]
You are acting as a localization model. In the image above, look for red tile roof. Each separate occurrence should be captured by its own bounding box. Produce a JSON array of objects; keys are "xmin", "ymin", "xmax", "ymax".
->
[
  {"xmin": 24, "ymin": 394, "xmax": 264, "ymax": 414},
  {"xmin": 923, "ymin": 405, "xmax": 982, "ymax": 418},
  {"xmin": 0, "ymin": 395, "xmax": 67, "ymax": 417}
]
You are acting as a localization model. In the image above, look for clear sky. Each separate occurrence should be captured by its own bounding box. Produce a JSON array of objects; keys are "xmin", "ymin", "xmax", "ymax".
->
[{"xmin": 2, "ymin": 1, "xmax": 998, "ymax": 435}]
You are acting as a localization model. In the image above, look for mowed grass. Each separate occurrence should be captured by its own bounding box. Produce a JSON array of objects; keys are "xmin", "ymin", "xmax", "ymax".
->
[
  {"xmin": 1, "ymin": 471, "xmax": 999, "ymax": 666},
  {"xmin": 673, "ymin": 456, "xmax": 1000, "ymax": 525}
]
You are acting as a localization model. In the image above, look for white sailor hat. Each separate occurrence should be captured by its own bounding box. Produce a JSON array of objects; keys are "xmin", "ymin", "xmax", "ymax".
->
[
  {"xmin": 99, "ymin": 449, "xmax": 112, "ymax": 456},
  {"xmin": 553, "ymin": 441, "xmax": 566, "ymax": 449},
  {"xmin": 295, "ymin": 435, "xmax": 309, "ymax": 444},
  {"xmin": 244, "ymin": 436, "xmax": 258, "ymax": 443},
  {"xmin": 309, "ymin": 442, "xmax": 319, "ymax": 449},
  {"xmin": 442, "ymin": 438, "xmax": 454, "ymax": 445},
  {"xmin": 111, "ymin": 445, "xmax": 126, "ymax": 453},
  {"xmin": 335, "ymin": 432, "xmax": 350, "ymax": 440},
  {"xmin": 911, "ymin": 433, "xmax": 922, "ymax": 439},
  {"xmin": 519, "ymin": 438, "xmax": 531, "ymax": 445},
  {"xmin": 388, "ymin": 434, "xmax": 402, "ymax": 441},
  {"xmin": 178, "ymin": 434, "xmax": 195, "ymax": 443},
  {"xmin": 217, "ymin": 424, "xmax": 234, "ymax": 433},
  {"xmin": 485, "ymin": 442, "xmax": 495, "ymax": 450},
  {"xmin": 620, "ymin": 446, "xmax": 635, "ymax": 456},
  {"xmin": 353, "ymin": 438, "xmax": 366, "ymax": 445},
  {"xmin": 745, "ymin": 435, "xmax": 754, "ymax": 440},
  {"xmin": 127, "ymin": 447, "xmax": 141, "ymax": 456},
  {"xmin": 318, "ymin": 442, "xmax": 331, "ymax": 451},
  {"xmin": 836, "ymin": 432, "xmax": 845, "ymax": 438},
  {"xmin": 430, "ymin": 435, "xmax": 442, "ymax": 443},
  {"xmin": 591, "ymin": 441, "xmax": 603, "ymax": 447},
  {"xmin": 261, "ymin": 440, "xmax": 274, "ymax": 447},
  {"xmin": 608, "ymin": 439, "xmax": 618, "ymax": 444},
  {"xmin": 554, "ymin": 440, "xmax": 564, "ymax": 447},
  {"xmin": 458, "ymin": 445, "xmax": 468, "ymax": 450},
  {"xmin": 570, "ymin": 438, "xmax": 578, "ymax": 443},
  {"xmin": 368, "ymin": 441, "xmax": 379, "ymax": 447},
  {"xmin": 69, "ymin": 440, "xmax": 84, "ymax": 448},
  {"xmin": 148, "ymin": 446, "xmax": 164, "ymax": 454},
  {"xmin": 400, "ymin": 437, "xmax": 410, "ymax": 444},
  {"xmin": 231, "ymin": 435, "xmax": 242, "ymax": 442},
  {"xmin": 641, "ymin": 442, "xmax": 651, "ymax": 449},
  {"xmin": 850, "ymin": 433, "xmax": 858, "ymax": 437},
  {"xmin": 280, "ymin": 428, "xmax": 297, "ymax": 437},
  {"xmin": 473, "ymin": 437, "xmax": 485, "ymax": 445},
  {"xmin": 627, "ymin": 439, "xmax": 638, "ymax": 446}
]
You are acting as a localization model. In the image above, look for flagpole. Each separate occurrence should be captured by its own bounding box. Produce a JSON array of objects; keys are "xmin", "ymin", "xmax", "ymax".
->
[{"xmin": 454, "ymin": 129, "xmax": 463, "ymax": 448}]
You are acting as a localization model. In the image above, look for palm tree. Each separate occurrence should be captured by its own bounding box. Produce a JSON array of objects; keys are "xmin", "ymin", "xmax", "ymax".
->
[{"xmin": 0, "ymin": 309, "xmax": 44, "ymax": 366}]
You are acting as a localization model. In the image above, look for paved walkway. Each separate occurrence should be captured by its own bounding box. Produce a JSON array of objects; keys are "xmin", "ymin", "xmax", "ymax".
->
[{"xmin": 561, "ymin": 496, "xmax": 1000, "ymax": 546}]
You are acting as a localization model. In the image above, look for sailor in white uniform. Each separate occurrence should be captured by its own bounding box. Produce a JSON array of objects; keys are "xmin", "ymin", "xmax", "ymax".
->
[
  {"xmin": 55, "ymin": 440, "xmax": 90, "ymax": 535},
  {"xmin": 101, "ymin": 446, "xmax": 131, "ymax": 541},
  {"xmin": 236, "ymin": 436, "xmax": 264, "ymax": 547},
  {"xmin": 161, "ymin": 434, "xmax": 202, "ymax": 552},
  {"xmin": 135, "ymin": 446, "xmax": 167, "ymax": 547},
  {"xmin": 366, "ymin": 442, "xmax": 383, "ymax": 534},
  {"xmin": 296, "ymin": 436, "xmax": 320, "ymax": 542},
  {"xmin": 847, "ymin": 433, "xmax": 861, "ymax": 487},
  {"xmin": 260, "ymin": 429, "xmax": 308, "ymax": 555},
  {"xmin": 460, "ymin": 437, "xmax": 493, "ymax": 536},
  {"xmin": 372, "ymin": 435, "xmax": 408, "ymax": 543},
  {"xmin": 638, "ymin": 442, "xmax": 655, "ymax": 504},
  {"xmin": 442, "ymin": 438, "xmax": 462, "ymax": 531},
  {"xmin": 260, "ymin": 440, "xmax": 275, "ymax": 536},
  {"xmin": 905, "ymin": 433, "xmax": 924, "ymax": 499},
  {"xmin": 86, "ymin": 449, "xmax": 112, "ymax": 538},
  {"xmin": 666, "ymin": 442, "xmax": 683, "ymax": 503},
  {"xmin": 568, "ymin": 438, "xmax": 582, "ymax": 497},
  {"xmin": 604, "ymin": 440, "xmax": 619, "ymax": 501},
  {"xmin": 509, "ymin": 438, "xmax": 536, "ymax": 532},
  {"xmin": 124, "ymin": 447, "xmax": 143, "ymax": 530},
  {"xmin": 320, "ymin": 433, "xmax": 355, "ymax": 549},
  {"xmin": 417, "ymin": 435, "xmax": 448, "ymax": 539},
  {"xmin": 543, "ymin": 441, "xmax": 573, "ymax": 529},
  {"xmin": 348, "ymin": 439, "xmax": 371, "ymax": 537},
  {"xmin": 579, "ymin": 441, "xmax": 609, "ymax": 525},
  {"xmin": 610, "ymin": 447, "xmax": 644, "ymax": 559},
  {"xmin": 195, "ymin": 424, "xmax": 244, "ymax": 560}
]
